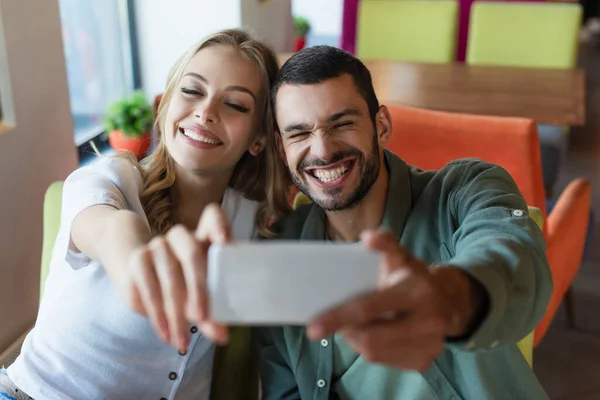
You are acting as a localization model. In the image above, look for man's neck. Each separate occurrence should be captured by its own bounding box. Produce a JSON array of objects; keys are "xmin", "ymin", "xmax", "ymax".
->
[
  {"xmin": 171, "ymin": 165, "xmax": 233, "ymax": 231},
  {"xmin": 325, "ymin": 164, "xmax": 389, "ymax": 242}
]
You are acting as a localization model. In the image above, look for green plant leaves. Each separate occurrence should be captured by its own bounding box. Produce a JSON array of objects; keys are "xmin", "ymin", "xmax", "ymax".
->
[
  {"xmin": 294, "ymin": 16, "xmax": 311, "ymax": 38},
  {"xmin": 102, "ymin": 90, "xmax": 153, "ymax": 138}
]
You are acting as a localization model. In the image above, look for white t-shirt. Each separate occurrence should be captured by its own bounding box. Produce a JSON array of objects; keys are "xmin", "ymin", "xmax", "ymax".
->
[{"xmin": 8, "ymin": 157, "xmax": 259, "ymax": 400}]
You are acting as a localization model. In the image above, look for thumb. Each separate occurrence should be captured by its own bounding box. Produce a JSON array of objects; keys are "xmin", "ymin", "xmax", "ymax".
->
[
  {"xmin": 361, "ymin": 229, "xmax": 412, "ymax": 272},
  {"xmin": 195, "ymin": 203, "xmax": 231, "ymax": 244}
]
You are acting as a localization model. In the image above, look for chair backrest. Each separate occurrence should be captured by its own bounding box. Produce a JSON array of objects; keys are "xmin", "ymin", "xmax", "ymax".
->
[
  {"xmin": 356, "ymin": 0, "xmax": 458, "ymax": 63},
  {"xmin": 40, "ymin": 181, "xmax": 64, "ymax": 300},
  {"xmin": 386, "ymin": 105, "xmax": 548, "ymax": 224},
  {"xmin": 467, "ymin": 2, "xmax": 582, "ymax": 68}
]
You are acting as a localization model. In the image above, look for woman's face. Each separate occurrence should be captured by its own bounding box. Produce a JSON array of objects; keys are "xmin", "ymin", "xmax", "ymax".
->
[{"xmin": 164, "ymin": 45, "xmax": 264, "ymax": 175}]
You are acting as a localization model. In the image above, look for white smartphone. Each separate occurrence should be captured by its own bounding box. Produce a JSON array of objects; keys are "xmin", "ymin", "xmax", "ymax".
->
[{"xmin": 207, "ymin": 241, "xmax": 382, "ymax": 325}]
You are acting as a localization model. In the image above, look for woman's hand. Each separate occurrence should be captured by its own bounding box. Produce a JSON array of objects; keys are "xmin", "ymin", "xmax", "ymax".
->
[{"xmin": 125, "ymin": 204, "xmax": 231, "ymax": 351}]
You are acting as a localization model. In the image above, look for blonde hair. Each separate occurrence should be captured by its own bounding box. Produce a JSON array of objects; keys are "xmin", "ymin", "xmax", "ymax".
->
[{"xmin": 136, "ymin": 29, "xmax": 291, "ymax": 237}]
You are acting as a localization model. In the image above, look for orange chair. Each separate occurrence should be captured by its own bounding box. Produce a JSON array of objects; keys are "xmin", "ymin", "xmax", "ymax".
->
[{"xmin": 386, "ymin": 105, "xmax": 591, "ymax": 346}]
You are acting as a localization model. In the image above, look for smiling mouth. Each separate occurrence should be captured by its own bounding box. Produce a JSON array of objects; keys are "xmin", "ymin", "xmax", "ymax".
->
[
  {"xmin": 305, "ymin": 160, "xmax": 355, "ymax": 183},
  {"xmin": 179, "ymin": 127, "xmax": 222, "ymax": 145}
]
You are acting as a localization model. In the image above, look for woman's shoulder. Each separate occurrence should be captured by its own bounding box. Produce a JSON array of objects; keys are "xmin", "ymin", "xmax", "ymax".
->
[{"xmin": 67, "ymin": 155, "xmax": 144, "ymax": 191}]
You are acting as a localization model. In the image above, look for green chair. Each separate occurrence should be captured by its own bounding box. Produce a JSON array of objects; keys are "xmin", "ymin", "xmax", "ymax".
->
[
  {"xmin": 466, "ymin": 2, "xmax": 582, "ymax": 69},
  {"xmin": 40, "ymin": 181, "xmax": 64, "ymax": 300},
  {"xmin": 356, "ymin": 0, "xmax": 458, "ymax": 62},
  {"xmin": 466, "ymin": 1, "xmax": 582, "ymax": 196},
  {"xmin": 39, "ymin": 182, "xmax": 258, "ymax": 399}
]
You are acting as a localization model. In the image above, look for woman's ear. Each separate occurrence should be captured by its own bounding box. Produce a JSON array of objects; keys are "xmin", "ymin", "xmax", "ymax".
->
[{"xmin": 248, "ymin": 135, "xmax": 266, "ymax": 156}]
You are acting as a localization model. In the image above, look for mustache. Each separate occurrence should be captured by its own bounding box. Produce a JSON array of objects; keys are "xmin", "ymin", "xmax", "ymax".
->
[{"xmin": 298, "ymin": 150, "xmax": 362, "ymax": 170}]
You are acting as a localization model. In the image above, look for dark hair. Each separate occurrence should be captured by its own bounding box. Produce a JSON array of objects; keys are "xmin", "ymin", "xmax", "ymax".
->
[{"xmin": 272, "ymin": 46, "xmax": 380, "ymax": 127}]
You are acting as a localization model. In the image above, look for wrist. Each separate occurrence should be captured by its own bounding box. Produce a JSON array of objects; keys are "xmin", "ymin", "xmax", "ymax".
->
[{"xmin": 430, "ymin": 265, "xmax": 489, "ymax": 339}]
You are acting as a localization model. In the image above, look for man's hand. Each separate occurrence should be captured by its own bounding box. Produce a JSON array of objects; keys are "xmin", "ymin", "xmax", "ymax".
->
[{"xmin": 306, "ymin": 229, "xmax": 487, "ymax": 372}]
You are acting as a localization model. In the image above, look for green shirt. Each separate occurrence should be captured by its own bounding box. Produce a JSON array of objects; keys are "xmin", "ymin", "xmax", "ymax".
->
[{"xmin": 256, "ymin": 151, "xmax": 552, "ymax": 400}]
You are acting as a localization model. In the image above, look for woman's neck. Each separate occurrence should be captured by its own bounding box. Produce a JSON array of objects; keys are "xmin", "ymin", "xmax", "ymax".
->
[{"xmin": 171, "ymin": 164, "xmax": 233, "ymax": 230}]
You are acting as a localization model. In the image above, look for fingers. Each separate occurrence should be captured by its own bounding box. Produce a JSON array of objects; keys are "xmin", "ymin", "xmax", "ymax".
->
[
  {"xmin": 150, "ymin": 237, "xmax": 189, "ymax": 353},
  {"xmin": 308, "ymin": 263, "xmax": 436, "ymax": 340},
  {"xmin": 129, "ymin": 246, "xmax": 170, "ymax": 343},
  {"xmin": 307, "ymin": 282, "xmax": 412, "ymax": 340},
  {"xmin": 166, "ymin": 226, "xmax": 207, "ymax": 322},
  {"xmin": 196, "ymin": 203, "xmax": 231, "ymax": 244},
  {"xmin": 342, "ymin": 315, "xmax": 445, "ymax": 353},
  {"xmin": 194, "ymin": 204, "xmax": 232, "ymax": 334},
  {"xmin": 198, "ymin": 321, "xmax": 229, "ymax": 345},
  {"xmin": 343, "ymin": 321, "xmax": 444, "ymax": 371}
]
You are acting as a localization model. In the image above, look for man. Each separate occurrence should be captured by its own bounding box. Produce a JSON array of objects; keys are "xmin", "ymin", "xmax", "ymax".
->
[{"xmin": 254, "ymin": 46, "xmax": 552, "ymax": 399}]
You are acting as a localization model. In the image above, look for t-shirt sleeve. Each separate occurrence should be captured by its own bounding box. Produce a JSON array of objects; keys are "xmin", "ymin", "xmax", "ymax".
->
[{"xmin": 59, "ymin": 157, "xmax": 144, "ymax": 269}]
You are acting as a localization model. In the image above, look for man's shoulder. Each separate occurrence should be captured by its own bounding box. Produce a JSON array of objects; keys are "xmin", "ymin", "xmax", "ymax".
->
[{"xmin": 408, "ymin": 157, "xmax": 511, "ymax": 189}]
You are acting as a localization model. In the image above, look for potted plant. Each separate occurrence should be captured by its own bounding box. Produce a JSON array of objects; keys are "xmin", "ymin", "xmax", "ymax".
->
[
  {"xmin": 103, "ymin": 91, "xmax": 153, "ymax": 158},
  {"xmin": 294, "ymin": 16, "xmax": 311, "ymax": 51}
]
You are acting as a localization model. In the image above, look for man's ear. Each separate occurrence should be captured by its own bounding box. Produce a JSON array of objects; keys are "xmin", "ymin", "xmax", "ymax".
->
[
  {"xmin": 274, "ymin": 130, "xmax": 288, "ymax": 166},
  {"xmin": 375, "ymin": 105, "xmax": 392, "ymax": 148},
  {"xmin": 248, "ymin": 135, "xmax": 266, "ymax": 156}
]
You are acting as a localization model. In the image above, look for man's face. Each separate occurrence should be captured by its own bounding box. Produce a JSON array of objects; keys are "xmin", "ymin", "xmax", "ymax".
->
[{"xmin": 275, "ymin": 74, "xmax": 390, "ymax": 211}]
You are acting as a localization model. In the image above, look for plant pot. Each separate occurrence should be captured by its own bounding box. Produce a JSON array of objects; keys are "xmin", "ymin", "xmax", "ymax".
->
[
  {"xmin": 294, "ymin": 36, "xmax": 306, "ymax": 51},
  {"xmin": 108, "ymin": 130, "xmax": 151, "ymax": 159}
]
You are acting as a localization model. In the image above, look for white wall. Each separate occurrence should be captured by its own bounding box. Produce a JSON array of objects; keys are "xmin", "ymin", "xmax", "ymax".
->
[
  {"xmin": 134, "ymin": 0, "xmax": 242, "ymax": 99},
  {"xmin": 0, "ymin": 0, "xmax": 77, "ymax": 351},
  {"xmin": 292, "ymin": 0, "xmax": 343, "ymax": 37},
  {"xmin": 134, "ymin": 0, "xmax": 293, "ymax": 100},
  {"xmin": 241, "ymin": 0, "xmax": 294, "ymax": 54}
]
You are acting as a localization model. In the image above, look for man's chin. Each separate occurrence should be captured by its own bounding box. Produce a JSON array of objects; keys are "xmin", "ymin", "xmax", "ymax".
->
[{"xmin": 307, "ymin": 192, "xmax": 351, "ymax": 212}]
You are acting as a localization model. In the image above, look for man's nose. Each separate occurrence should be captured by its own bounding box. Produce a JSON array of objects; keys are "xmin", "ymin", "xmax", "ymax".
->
[{"xmin": 309, "ymin": 133, "xmax": 339, "ymax": 162}]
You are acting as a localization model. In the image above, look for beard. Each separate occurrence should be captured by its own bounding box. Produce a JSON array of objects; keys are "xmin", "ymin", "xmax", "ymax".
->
[{"xmin": 291, "ymin": 131, "xmax": 380, "ymax": 211}]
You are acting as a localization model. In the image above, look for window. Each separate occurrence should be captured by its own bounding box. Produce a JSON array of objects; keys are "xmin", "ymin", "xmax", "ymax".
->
[
  {"xmin": 0, "ymin": 11, "xmax": 15, "ymax": 135},
  {"xmin": 58, "ymin": 0, "xmax": 139, "ymax": 149}
]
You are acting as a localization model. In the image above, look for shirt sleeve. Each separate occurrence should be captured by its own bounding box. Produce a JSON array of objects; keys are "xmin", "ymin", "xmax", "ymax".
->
[
  {"xmin": 60, "ymin": 157, "xmax": 144, "ymax": 269},
  {"xmin": 255, "ymin": 327, "xmax": 302, "ymax": 400},
  {"xmin": 444, "ymin": 160, "xmax": 552, "ymax": 351}
]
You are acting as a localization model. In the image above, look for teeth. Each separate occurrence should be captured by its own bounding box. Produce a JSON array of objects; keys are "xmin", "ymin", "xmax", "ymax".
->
[
  {"xmin": 312, "ymin": 165, "xmax": 348, "ymax": 183},
  {"xmin": 182, "ymin": 129, "xmax": 220, "ymax": 145}
]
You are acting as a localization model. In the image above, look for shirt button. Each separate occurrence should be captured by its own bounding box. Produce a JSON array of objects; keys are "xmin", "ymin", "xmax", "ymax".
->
[
  {"xmin": 317, "ymin": 379, "xmax": 326, "ymax": 388},
  {"xmin": 190, "ymin": 326, "xmax": 198, "ymax": 334},
  {"xmin": 512, "ymin": 209, "xmax": 524, "ymax": 217},
  {"xmin": 169, "ymin": 372, "xmax": 177, "ymax": 380},
  {"xmin": 320, "ymin": 339, "xmax": 329, "ymax": 347},
  {"xmin": 178, "ymin": 349, "xmax": 187, "ymax": 356}
]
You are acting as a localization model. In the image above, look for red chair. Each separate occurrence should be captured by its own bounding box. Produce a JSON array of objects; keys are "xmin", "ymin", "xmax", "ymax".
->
[{"xmin": 386, "ymin": 105, "xmax": 591, "ymax": 346}]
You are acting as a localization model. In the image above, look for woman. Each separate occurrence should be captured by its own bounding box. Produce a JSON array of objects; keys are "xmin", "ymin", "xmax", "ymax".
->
[{"xmin": 2, "ymin": 29, "xmax": 290, "ymax": 399}]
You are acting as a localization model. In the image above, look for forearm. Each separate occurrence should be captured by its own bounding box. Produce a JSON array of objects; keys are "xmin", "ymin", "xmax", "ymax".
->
[{"xmin": 71, "ymin": 206, "xmax": 152, "ymax": 288}]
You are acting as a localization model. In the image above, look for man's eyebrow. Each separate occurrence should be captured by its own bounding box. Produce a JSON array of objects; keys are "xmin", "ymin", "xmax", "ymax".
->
[
  {"xmin": 183, "ymin": 73, "xmax": 256, "ymax": 100},
  {"xmin": 283, "ymin": 122, "xmax": 313, "ymax": 134},
  {"xmin": 282, "ymin": 109, "xmax": 361, "ymax": 135},
  {"xmin": 327, "ymin": 109, "xmax": 361, "ymax": 123}
]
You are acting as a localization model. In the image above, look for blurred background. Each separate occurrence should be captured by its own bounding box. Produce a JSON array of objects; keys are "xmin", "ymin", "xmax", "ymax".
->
[{"xmin": 0, "ymin": 1, "xmax": 598, "ymax": 398}]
